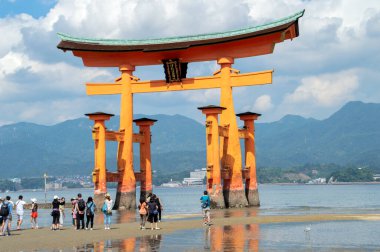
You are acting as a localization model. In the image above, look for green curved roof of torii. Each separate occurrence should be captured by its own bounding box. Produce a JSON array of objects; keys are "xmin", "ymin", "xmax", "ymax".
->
[{"xmin": 57, "ymin": 10, "xmax": 304, "ymax": 47}]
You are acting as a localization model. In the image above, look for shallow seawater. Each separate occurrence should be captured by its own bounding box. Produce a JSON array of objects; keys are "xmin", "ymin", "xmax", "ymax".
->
[
  {"xmin": 8, "ymin": 184, "xmax": 380, "ymax": 228},
  {"xmin": 51, "ymin": 220, "xmax": 380, "ymax": 251},
  {"xmin": 8, "ymin": 184, "xmax": 380, "ymax": 251}
]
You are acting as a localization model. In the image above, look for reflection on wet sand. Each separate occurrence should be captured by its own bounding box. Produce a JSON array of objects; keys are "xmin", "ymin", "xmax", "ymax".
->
[
  {"xmin": 94, "ymin": 210, "xmax": 138, "ymax": 226},
  {"xmin": 77, "ymin": 234, "xmax": 162, "ymax": 252},
  {"xmin": 75, "ymin": 221, "xmax": 259, "ymax": 252},
  {"xmin": 76, "ymin": 209, "xmax": 261, "ymax": 251},
  {"xmin": 210, "ymin": 209, "xmax": 260, "ymax": 251}
]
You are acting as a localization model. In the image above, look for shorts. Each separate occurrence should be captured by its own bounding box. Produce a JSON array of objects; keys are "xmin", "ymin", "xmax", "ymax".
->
[
  {"xmin": 147, "ymin": 213, "xmax": 158, "ymax": 223},
  {"xmin": 17, "ymin": 214, "xmax": 23, "ymax": 221},
  {"xmin": 202, "ymin": 208, "xmax": 210, "ymax": 221},
  {"xmin": 31, "ymin": 212, "xmax": 38, "ymax": 218}
]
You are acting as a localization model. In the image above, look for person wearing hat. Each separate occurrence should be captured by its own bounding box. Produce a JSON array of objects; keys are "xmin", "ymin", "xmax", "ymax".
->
[
  {"xmin": 51, "ymin": 195, "xmax": 60, "ymax": 230},
  {"xmin": 30, "ymin": 198, "xmax": 38, "ymax": 229}
]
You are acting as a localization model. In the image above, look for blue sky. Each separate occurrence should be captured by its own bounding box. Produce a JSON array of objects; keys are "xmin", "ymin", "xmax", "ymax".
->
[
  {"xmin": 0, "ymin": 0, "xmax": 57, "ymax": 18},
  {"xmin": 0, "ymin": 0, "xmax": 379, "ymax": 125}
]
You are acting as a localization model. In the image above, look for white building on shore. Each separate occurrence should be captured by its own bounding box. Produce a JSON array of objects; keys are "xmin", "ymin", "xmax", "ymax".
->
[{"xmin": 182, "ymin": 168, "xmax": 206, "ymax": 186}]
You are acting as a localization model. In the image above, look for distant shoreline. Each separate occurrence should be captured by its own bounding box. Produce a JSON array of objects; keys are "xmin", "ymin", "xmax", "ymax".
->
[
  {"xmin": 265, "ymin": 181, "xmax": 380, "ymax": 185},
  {"xmin": 1, "ymin": 211, "xmax": 380, "ymax": 251},
  {"xmin": 3, "ymin": 182, "xmax": 380, "ymax": 193}
]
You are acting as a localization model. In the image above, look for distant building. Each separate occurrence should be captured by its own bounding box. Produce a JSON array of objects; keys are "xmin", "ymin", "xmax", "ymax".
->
[
  {"xmin": 10, "ymin": 178, "xmax": 21, "ymax": 183},
  {"xmin": 183, "ymin": 177, "xmax": 203, "ymax": 186},
  {"xmin": 190, "ymin": 168, "xmax": 207, "ymax": 179},
  {"xmin": 183, "ymin": 168, "xmax": 206, "ymax": 185},
  {"xmin": 373, "ymin": 174, "xmax": 380, "ymax": 180},
  {"xmin": 46, "ymin": 182, "xmax": 63, "ymax": 190},
  {"xmin": 307, "ymin": 178, "xmax": 326, "ymax": 184}
]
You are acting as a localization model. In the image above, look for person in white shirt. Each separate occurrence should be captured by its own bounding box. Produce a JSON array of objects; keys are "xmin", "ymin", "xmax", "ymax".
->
[{"xmin": 15, "ymin": 195, "xmax": 26, "ymax": 230}]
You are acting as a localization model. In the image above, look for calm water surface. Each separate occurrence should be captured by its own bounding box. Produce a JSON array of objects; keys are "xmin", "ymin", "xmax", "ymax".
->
[
  {"xmin": 4, "ymin": 184, "xmax": 380, "ymax": 251},
  {"xmin": 64, "ymin": 221, "xmax": 380, "ymax": 251}
]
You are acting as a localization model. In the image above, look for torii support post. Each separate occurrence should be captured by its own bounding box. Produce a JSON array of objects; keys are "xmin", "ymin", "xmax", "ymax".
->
[
  {"xmin": 114, "ymin": 65, "xmax": 136, "ymax": 210},
  {"xmin": 198, "ymin": 105, "xmax": 226, "ymax": 208},
  {"xmin": 133, "ymin": 118, "xmax": 157, "ymax": 201},
  {"xmin": 237, "ymin": 112, "xmax": 261, "ymax": 206},
  {"xmin": 85, "ymin": 112, "xmax": 114, "ymax": 208},
  {"xmin": 218, "ymin": 57, "xmax": 248, "ymax": 208}
]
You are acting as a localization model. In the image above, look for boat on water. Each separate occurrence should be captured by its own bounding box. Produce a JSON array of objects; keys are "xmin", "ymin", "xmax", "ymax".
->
[{"xmin": 160, "ymin": 179, "xmax": 182, "ymax": 188}]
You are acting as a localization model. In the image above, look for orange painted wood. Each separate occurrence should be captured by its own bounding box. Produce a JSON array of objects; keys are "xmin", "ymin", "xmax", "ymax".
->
[{"xmin": 85, "ymin": 70, "xmax": 273, "ymax": 95}]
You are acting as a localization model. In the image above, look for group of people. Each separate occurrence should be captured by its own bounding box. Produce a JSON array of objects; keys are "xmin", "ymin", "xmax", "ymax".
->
[
  {"xmin": 138, "ymin": 193, "xmax": 163, "ymax": 230},
  {"xmin": 0, "ymin": 190, "xmax": 210, "ymax": 235},
  {"xmin": 0, "ymin": 195, "xmax": 36, "ymax": 236},
  {"xmin": 52, "ymin": 193, "xmax": 98, "ymax": 231}
]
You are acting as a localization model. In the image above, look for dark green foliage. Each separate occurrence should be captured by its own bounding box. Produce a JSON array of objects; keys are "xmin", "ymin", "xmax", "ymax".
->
[
  {"xmin": 20, "ymin": 177, "xmax": 54, "ymax": 189},
  {"xmin": 327, "ymin": 167, "xmax": 374, "ymax": 182},
  {"xmin": 0, "ymin": 180, "xmax": 16, "ymax": 192},
  {"xmin": 62, "ymin": 182, "xmax": 83, "ymax": 188},
  {"xmin": 0, "ymin": 101, "xmax": 379, "ymax": 181}
]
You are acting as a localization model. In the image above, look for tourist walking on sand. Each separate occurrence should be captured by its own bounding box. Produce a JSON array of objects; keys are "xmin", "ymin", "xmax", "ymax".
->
[
  {"xmin": 30, "ymin": 198, "xmax": 38, "ymax": 229},
  {"xmin": 71, "ymin": 198, "xmax": 77, "ymax": 228},
  {"xmin": 15, "ymin": 195, "xmax": 26, "ymax": 230},
  {"xmin": 147, "ymin": 195, "xmax": 160, "ymax": 230},
  {"xmin": 59, "ymin": 197, "xmax": 65, "ymax": 227},
  {"xmin": 51, "ymin": 195, "xmax": 60, "ymax": 230},
  {"xmin": 102, "ymin": 193, "xmax": 112, "ymax": 230},
  {"xmin": 0, "ymin": 197, "xmax": 3, "ymax": 230},
  {"xmin": 154, "ymin": 194, "xmax": 163, "ymax": 222},
  {"xmin": 0, "ymin": 196, "xmax": 13, "ymax": 236},
  {"xmin": 75, "ymin": 193, "xmax": 86, "ymax": 230},
  {"xmin": 200, "ymin": 191, "xmax": 211, "ymax": 225},
  {"xmin": 85, "ymin": 196, "xmax": 96, "ymax": 230},
  {"xmin": 138, "ymin": 197, "xmax": 148, "ymax": 229},
  {"xmin": 5, "ymin": 196, "xmax": 13, "ymax": 230}
]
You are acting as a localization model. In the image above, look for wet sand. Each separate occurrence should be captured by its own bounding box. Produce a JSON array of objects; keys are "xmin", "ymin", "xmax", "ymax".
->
[{"xmin": 2, "ymin": 211, "xmax": 380, "ymax": 251}]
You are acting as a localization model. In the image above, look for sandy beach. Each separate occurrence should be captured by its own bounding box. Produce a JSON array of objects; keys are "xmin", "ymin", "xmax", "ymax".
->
[{"xmin": 2, "ymin": 210, "xmax": 380, "ymax": 251}]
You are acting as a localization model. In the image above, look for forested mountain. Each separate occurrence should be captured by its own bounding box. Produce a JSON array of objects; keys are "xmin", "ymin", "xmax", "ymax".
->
[{"xmin": 0, "ymin": 101, "xmax": 379, "ymax": 178}]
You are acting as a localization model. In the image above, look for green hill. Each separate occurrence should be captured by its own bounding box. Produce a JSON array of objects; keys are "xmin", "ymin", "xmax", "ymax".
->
[{"xmin": 0, "ymin": 101, "xmax": 379, "ymax": 178}]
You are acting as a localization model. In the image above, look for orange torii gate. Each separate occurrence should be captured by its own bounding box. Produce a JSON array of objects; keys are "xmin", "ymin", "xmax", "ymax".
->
[{"xmin": 57, "ymin": 10, "xmax": 304, "ymax": 210}]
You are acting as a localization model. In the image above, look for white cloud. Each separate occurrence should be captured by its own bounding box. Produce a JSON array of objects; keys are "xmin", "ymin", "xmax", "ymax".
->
[
  {"xmin": 252, "ymin": 95, "xmax": 274, "ymax": 112},
  {"xmin": 0, "ymin": 0, "xmax": 380, "ymax": 125},
  {"xmin": 284, "ymin": 70, "xmax": 359, "ymax": 107}
]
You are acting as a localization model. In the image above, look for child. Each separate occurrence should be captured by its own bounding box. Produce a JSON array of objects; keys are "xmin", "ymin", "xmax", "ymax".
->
[
  {"xmin": 30, "ymin": 198, "xmax": 38, "ymax": 229},
  {"xmin": 138, "ymin": 198, "xmax": 147, "ymax": 229},
  {"xmin": 71, "ymin": 198, "xmax": 77, "ymax": 228}
]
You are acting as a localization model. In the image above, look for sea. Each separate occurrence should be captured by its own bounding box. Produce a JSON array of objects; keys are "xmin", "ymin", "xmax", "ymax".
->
[{"xmin": 4, "ymin": 184, "xmax": 380, "ymax": 251}]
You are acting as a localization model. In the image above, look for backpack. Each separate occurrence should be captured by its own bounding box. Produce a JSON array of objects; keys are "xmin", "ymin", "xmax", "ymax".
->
[
  {"xmin": 0, "ymin": 202, "xmax": 9, "ymax": 217},
  {"xmin": 201, "ymin": 196, "xmax": 209, "ymax": 209},
  {"xmin": 78, "ymin": 199, "xmax": 85, "ymax": 211},
  {"xmin": 86, "ymin": 202, "xmax": 93, "ymax": 216},
  {"xmin": 101, "ymin": 202, "xmax": 106, "ymax": 213}
]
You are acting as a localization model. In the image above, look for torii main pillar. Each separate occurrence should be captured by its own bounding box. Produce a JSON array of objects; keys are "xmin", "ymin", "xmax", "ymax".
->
[
  {"xmin": 218, "ymin": 57, "xmax": 248, "ymax": 207},
  {"xmin": 114, "ymin": 65, "xmax": 136, "ymax": 210}
]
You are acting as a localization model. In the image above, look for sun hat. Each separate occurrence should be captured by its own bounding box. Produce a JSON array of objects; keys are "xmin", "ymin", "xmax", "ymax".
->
[
  {"xmin": 54, "ymin": 195, "xmax": 59, "ymax": 199},
  {"xmin": 31, "ymin": 198, "xmax": 37, "ymax": 203}
]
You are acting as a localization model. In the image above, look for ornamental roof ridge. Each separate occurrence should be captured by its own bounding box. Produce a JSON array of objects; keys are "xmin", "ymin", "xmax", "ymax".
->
[{"xmin": 57, "ymin": 10, "xmax": 304, "ymax": 46}]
